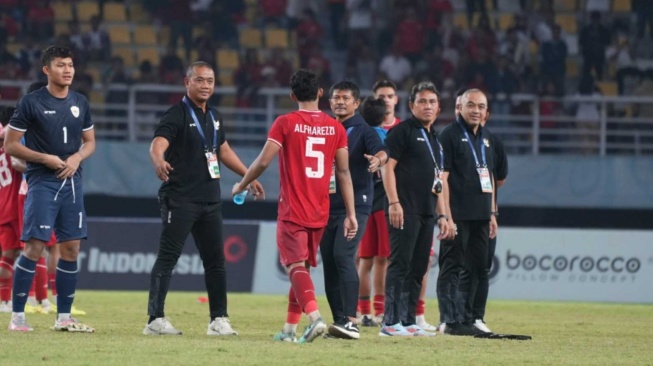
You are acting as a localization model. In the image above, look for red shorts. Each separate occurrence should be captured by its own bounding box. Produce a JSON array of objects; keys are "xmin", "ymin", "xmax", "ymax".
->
[
  {"xmin": 277, "ymin": 220, "xmax": 325, "ymax": 267},
  {"xmin": 0, "ymin": 221, "xmax": 21, "ymax": 251},
  {"xmin": 358, "ymin": 210, "xmax": 390, "ymax": 258}
]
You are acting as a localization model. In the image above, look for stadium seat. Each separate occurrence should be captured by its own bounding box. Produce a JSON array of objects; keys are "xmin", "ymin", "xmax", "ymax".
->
[
  {"xmin": 454, "ymin": 13, "xmax": 467, "ymax": 29},
  {"xmin": 613, "ymin": 0, "xmax": 631, "ymax": 12},
  {"xmin": 54, "ymin": 22, "xmax": 69, "ymax": 36},
  {"xmin": 86, "ymin": 67, "xmax": 102, "ymax": 85},
  {"xmin": 108, "ymin": 25, "xmax": 132, "ymax": 45},
  {"xmin": 239, "ymin": 28, "xmax": 262, "ymax": 48},
  {"xmin": 556, "ymin": 14, "xmax": 577, "ymax": 33},
  {"xmin": 89, "ymin": 90, "xmax": 104, "ymax": 104},
  {"xmin": 103, "ymin": 3, "xmax": 127, "ymax": 22},
  {"xmin": 498, "ymin": 13, "xmax": 513, "ymax": 31},
  {"xmin": 553, "ymin": 0, "xmax": 576, "ymax": 11},
  {"xmin": 219, "ymin": 73, "xmax": 234, "ymax": 87},
  {"xmin": 136, "ymin": 47, "xmax": 161, "ymax": 66},
  {"xmin": 528, "ymin": 40, "xmax": 539, "ymax": 56},
  {"xmin": 128, "ymin": 3, "xmax": 149, "ymax": 22},
  {"xmin": 6, "ymin": 42, "xmax": 19, "ymax": 55},
  {"xmin": 113, "ymin": 47, "xmax": 135, "ymax": 67},
  {"xmin": 77, "ymin": 1, "xmax": 100, "ymax": 22},
  {"xmin": 217, "ymin": 49, "xmax": 240, "ymax": 69},
  {"xmin": 133, "ymin": 25, "xmax": 157, "ymax": 45},
  {"xmin": 265, "ymin": 29, "xmax": 289, "ymax": 48},
  {"xmin": 598, "ymin": 81, "xmax": 618, "ymax": 96},
  {"xmin": 566, "ymin": 57, "xmax": 579, "ymax": 77},
  {"xmin": 53, "ymin": 2, "xmax": 74, "ymax": 22}
]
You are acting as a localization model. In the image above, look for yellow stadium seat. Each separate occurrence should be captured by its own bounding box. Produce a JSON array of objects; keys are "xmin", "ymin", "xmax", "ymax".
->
[
  {"xmin": 554, "ymin": 0, "xmax": 575, "ymax": 11},
  {"xmin": 239, "ymin": 28, "xmax": 262, "ymax": 48},
  {"xmin": 108, "ymin": 25, "xmax": 131, "ymax": 45},
  {"xmin": 55, "ymin": 22, "xmax": 69, "ymax": 36},
  {"xmin": 498, "ymin": 13, "xmax": 513, "ymax": 31},
  {"xmin": 566, "ymin": 57, "xmax": 579, "ymax": 77},
  {"xmin": 485, "ymin": 0, "xmax": 494, "ymax": 10},
  {"xmin": 103, "ymin": 3, "xmax": 127, "ymax": 22},
  {"xmin": 133, "ymin": 25, "xmax": 157, "ymax": 45},
  {"xmin": 89, "ymin": 90, "xmax": 104, "ymax": 104},
  {"xmin": 6, "ymin": 42, "xmax": 19, "ymax": 55},
  {"xmin": 128, "ymin": 3, "xmax": 149, "ymax": 22},
  {"xmin": 86, "ymin": 67, "xmax": 101, "ymax": 84},
  {"xmin": 556, "ymin": 14, "xmax": 577, "ymax": 33},
  {"xmin": 217, "ymin": 49, "xmax": 239, "ymax": 69},
  {"xmin": 219, "ymin": 73, "xmax": 234, "ymax": 87},
  {"xmin": 136, "ymin": 47, "xmax": 161, "ymax": 66},
  {"xmin": 529, "ymin": 40, "xmax": 539, "ymax": 55},
  {"xmin": 598, "ymin": 81, "xmax": 617, "ymax": 96},
  {"xmin": 53, "ymin": 2, "xmax": 74, "ymax": 22},
  {"xmin": 193, "ymin": 27, "xmax": 206, "ymax": 39},
  {"xmin": 454, "ymin": 13, "xmax": 467, "ymax": 29},
  {"xmin": 265, "ymin": 29, "xmax": 289, "ymax": 48},
  {"xmin": 113, "ymin": 47, "xmax": 135, "ymax": 67},
  {"xmin": 77, "ymin": 1, "xmax": 100, "ymax": 22},
  {"xmin": 613, "ymin": 0, "xmax": 631, "ymax": 12}
]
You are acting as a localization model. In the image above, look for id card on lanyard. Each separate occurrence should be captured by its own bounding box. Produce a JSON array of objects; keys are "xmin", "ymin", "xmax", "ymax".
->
[
  {"xmin": 329, "ymin": 126, "xmax": 354, "ymax": 194},
  {"xmin": 456, "ymin": 121, "xmax": 493, "ymax": 193},
  {"xmin": 420, "ymin": 129, "xmax": 444, "ymax": 195},
  {"xmin": 183, "ymin": 96, "xmax": 220, "ymax": 179}
]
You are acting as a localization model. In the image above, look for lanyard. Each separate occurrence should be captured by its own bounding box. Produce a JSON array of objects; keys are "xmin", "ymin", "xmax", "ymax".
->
[
  {"xmin": 419, "ymin": 129, "xmax": 443, "ymax": 171},
  {"xmin": 183, "ymin": 96, "xmax": 218, "ymax": 152},
  {"xmin": 456, "ymin": 119, "xmax": 486, "ymax": 167}
]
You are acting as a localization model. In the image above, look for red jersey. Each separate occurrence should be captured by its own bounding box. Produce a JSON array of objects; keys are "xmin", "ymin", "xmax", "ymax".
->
[
  {"xmin": 268, "ymin": 110, "xmax": 348, "ymax": 228},
  {"xmin": 0, "ymin": 146, "xmax": 22, "ymax": 225},
  {"xmin": 382, "ymin": 117, "xmax": 401, "ymax": 131}
]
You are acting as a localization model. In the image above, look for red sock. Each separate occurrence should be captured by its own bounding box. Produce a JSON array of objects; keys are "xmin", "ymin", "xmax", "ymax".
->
[
  {"xmin": 289, "ymin": 267, "xmax": 318, "ymax": 314},
  {"xmin": 359, "ymin": 297, "xmax": 371, "ymax": 315},
  {"xmin": 35, "ymin": 257, "xmax": 48, "ymax": 301},
  {"xmin": 286, "ymin": 287, "xmax": 302, "ymax": 324},
  {"xmin": 373, "ymin": 295, "xmax": 384, "ymax": 316},
  {"xmin": 0, "ymin": 257, "xmax": 14, "ymax": 302},
  {"xmin": 416, "ymin": 299, "xmax": 426, "ymax": 316},
  {"xmin": 48, "ymin": 272, "xmax": 57, "ymax": 297}
]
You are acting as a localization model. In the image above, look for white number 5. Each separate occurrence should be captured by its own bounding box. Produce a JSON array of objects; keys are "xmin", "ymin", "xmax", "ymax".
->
[{"xmin": 305, "ymin": 137, "xmax": 325, "ymax": 178}]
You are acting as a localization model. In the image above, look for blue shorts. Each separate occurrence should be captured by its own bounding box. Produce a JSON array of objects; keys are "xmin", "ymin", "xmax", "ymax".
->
[{"xmin": 21, "ymin": 177, "xmax": 87, "ymax": 243}]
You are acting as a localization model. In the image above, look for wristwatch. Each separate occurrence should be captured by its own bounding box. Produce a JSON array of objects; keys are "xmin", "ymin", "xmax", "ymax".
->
[
  {"xmin": 437, "ymin": 214, "xmax": 449, "ymax": 221},
  {"xmin": 491, "ymin": 211, "xmax": 499, "ymax": 217}
]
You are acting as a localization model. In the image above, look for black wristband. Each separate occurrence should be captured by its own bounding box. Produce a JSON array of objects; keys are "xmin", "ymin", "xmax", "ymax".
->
[
  {"xmin": 437, "ymin": 214, "xmax": 449, "ymax": 221},
  {"xmin": 491, "ymin": 211, "xmax": 499, "ymax": 217}
]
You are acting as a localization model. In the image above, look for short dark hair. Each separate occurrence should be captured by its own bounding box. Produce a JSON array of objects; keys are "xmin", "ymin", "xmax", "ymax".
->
[
  {"xmin": 290, "ymin": 69, "xmax": 320, "ymax": 102},
  {"xmin": 0, "ymin": 107, "xmax": 16, "ymax": 126},
  {"xmin": 409, "ymin": 81, "xmax": 440, "ymax": 103},
  {"xmin": 360, "ymin": 97, "xmax": 387, "ymax": 127},
  {"xmin": 28, "ymin": 81, "xmax": 48, "ymax": 94},
  {"xmin": 455, "ymin": 88, "xmax": 467, "ymax": 98},
  {"xmin": 186, "ymin": 61, "xmax": 214, "ymax": 78},
  {"xmin": 41, "ymin": 45, "xmax": 74, "ymax": 67},
  {"xmin": 329, "ymin": 80, "xmax": 360, "ymax": 100},
  {"xmin": 372, "ymin": 80, "xmax": 397, "ymax": 93}
]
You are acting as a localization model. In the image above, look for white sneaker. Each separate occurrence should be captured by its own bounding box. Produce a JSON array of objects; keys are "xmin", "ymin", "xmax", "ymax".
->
[
  {"xmin": 0, "ymin": 301, "xmax": 11, "ymax": 313},
  {"xmin": 436, "ymin": 322, "xmax": 446, "ymax": 334},
  {"xmin": 473, "ymin": 319, "xmax": 492, "ymax": 333},
  {"xmin": 143, "ymin": 317, "xmax": 182, "ymax": 335},
  {"xmin": 8, "ymin": 313, "xmax": 33, "ymax": 332},
  {"xmin": 207, "ymin": 317, "xmax": 238, "ymax": 336},
  {"xmin": 416, "ymin": 315, "xmax": 437, "ymax": 332}
]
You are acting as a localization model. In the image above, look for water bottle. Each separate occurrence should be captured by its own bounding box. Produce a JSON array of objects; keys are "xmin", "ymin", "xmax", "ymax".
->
[{"xmin": 233, "ymin": 190, "xmax": 248, "ymax": 205}]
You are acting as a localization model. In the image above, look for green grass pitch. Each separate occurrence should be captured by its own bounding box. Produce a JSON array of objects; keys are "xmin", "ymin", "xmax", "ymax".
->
[{"xmin": 1, "ymin": 291, "xmax": 652, "ymax": 365}]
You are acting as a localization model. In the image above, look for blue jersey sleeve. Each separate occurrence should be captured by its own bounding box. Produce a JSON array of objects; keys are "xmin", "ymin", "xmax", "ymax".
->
[
  {"xmin": 8, "ymin": 96, "xmax": 33, "ymax": 132},
  {"xmin": 81, "ymin": 97, "xmax": 93, "ymax": 131}
]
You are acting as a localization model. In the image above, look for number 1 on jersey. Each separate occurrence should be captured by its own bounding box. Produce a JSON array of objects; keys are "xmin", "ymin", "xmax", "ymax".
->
[
  {"xmin": 305, "ymin": 136, "xmax": 325, "ymax": 178},
  {"xmin": 63, "ymin": 126, "xmax": 68, "ymax": 144}
]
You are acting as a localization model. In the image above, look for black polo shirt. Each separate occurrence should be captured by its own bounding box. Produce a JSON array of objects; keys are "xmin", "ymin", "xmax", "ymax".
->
[
  {"xmin": 440, "ymin": 117, "xmax": 495, "ymax": 221},
  {"xmin": 488, "ymin": 130, "xmax": 508, "ymax": 181},
  {"xmin": 385, "ymin": 116, "xmax": 441, "ymax": 217},
  {"xmin": 153, "ymin": 96, "xmax": 226, "ymax": 202}
]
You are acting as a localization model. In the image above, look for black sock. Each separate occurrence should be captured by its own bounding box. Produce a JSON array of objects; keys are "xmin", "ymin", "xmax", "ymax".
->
[{"xmin": 148, "ymin": 316, "xmax": 157, "ymax": 324}]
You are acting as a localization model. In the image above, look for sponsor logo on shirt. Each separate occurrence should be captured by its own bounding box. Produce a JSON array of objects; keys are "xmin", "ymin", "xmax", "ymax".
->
[
  {"xmin": 214, "ymin": 120, "xmax": 220, "ymax": 130},
  {"xmin": 44, "ymin": 110, "xmax": 56, "ymax": 114},
  {"xmin": 417, "ymin": 137, "xmax": 425, "ymax": 141},
  {"xmin": 483, "ymin": 138, "xmax": 490, "ymax": 147},
  {"xmin": 189, "ymin": 123, "xmax": 196, "ymax": 127}
]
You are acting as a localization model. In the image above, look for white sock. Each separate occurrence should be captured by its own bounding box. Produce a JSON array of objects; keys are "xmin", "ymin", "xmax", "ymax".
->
[
  {"xmin": 58, "ymin": 313, "xmax": 71, "ymax": 321},
  {"xmin": 416, "ymin": 315, "xmax": 426, "ymax": 324},
  {"xmin": 282, "ymin": 323, "xmax": 298, "ymax": 334},
  {"xmin": 307, "ymin": 310, "xmax": 321, "ymax": 323},
  {"xmin": 12, "ymin": 312, "xmax": 25, "ymax": 318}
]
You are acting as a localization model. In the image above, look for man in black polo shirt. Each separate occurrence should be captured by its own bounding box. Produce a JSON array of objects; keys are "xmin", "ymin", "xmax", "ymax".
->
[
  {"xmin": 321, "ymin": 81, "xmax": 388, "ymax": 339},
  {"xmin": 380, "ymin": 81, "xmax": 453, "ymax": 337},
  {"xmin": 437, "ymin": 88, "xmax": 497, "ymax": 336},
  {"xmin": 144, "ymin": 61, "xmax": 265, "ymax": 336}
]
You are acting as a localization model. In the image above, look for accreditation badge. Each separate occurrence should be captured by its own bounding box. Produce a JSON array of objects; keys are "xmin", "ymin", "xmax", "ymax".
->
[
  {"xmin": 477, "ymin": 167, "xmax": 493, "ymax": 193},
  {"xmin": 329, "ymin": 161, "xmax": 336, "ymax": 194},
  {"xmin": 432, "ymin": 168, "xmax": 442, "ymax": 195},
  {"xmin": 206, "ymin": 152, "xmax": 220, "ymax": 179}
]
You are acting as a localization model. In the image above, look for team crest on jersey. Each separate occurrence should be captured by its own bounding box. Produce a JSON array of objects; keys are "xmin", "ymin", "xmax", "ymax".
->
[
  {"xmin": 70, "ymin": 106, "xmax": 80, "ymax": 118},
  {"xmin": 214, "ymin": 119, "xmax": 220, "ymax": 130},
  {"xmin": 483, "ymin": 138, "xmax": 490, "ymax": 147}
]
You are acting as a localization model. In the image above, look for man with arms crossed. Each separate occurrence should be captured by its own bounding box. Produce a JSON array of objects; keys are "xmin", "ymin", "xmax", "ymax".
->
[{"xmin": 232, "ymin": 69, "xmax": 358, "ymax": 343}]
